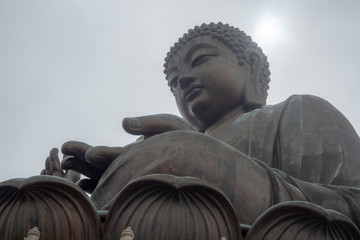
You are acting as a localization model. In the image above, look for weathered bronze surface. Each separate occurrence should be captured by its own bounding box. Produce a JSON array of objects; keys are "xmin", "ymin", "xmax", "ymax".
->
[{"xmin": 2, "ymin": 22, "xmax": 360, "ymax": 239}]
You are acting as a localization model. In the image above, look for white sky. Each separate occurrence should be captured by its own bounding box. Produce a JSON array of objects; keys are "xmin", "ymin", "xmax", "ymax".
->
[{"xmin": 1, "ymin": 0, "xmax": 360, "ymax": 182}]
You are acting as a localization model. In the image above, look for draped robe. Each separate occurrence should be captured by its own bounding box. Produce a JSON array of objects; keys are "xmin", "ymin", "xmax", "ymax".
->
[
  {"xmin": 91, "ymin": 94, "xmax": 360, "ymax": 226},
  {"xmin": 207, "ymin": 94, "xmax": 360, "ymax": 187}
]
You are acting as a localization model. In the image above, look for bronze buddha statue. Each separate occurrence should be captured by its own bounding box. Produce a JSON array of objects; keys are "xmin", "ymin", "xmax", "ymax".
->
[{"xmin": 5, "ymin": 22, "xmax": 360, "ymax": 239}]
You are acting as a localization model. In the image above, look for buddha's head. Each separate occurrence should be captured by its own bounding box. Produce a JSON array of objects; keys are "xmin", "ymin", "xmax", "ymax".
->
[{"xmin": 164, "ymin": 22, "xmax": 270, "ymax": 132}]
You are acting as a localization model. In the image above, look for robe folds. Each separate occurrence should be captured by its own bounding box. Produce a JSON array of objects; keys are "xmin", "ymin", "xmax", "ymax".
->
[
  {"xmin": 207, "ymin": 94, "xmax": 360, "ymax": 187},
  {"xmin": 91, "ymin": 94, "xmax": 360, "ymax": 226}
]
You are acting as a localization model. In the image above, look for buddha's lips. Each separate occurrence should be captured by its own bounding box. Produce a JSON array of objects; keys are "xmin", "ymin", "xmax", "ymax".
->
[{"xmin": 184, "ymin": 85, "xmax": 203, "ymax": 102}]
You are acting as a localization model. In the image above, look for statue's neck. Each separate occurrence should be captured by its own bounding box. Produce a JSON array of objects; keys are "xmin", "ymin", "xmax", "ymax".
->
[{"xmin": 205, "ymin": 105, "xmax": 247, "ymax": 135}]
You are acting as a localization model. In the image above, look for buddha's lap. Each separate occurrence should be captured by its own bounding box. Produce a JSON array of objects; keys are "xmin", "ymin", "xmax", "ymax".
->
[{"xmin": 91, "ymin": 130, "xmax": 270, "ymax": 218}]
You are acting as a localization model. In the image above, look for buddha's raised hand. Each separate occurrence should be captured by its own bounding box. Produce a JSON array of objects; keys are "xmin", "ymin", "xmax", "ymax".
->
[
  {"xmin": 60, "ymin": 141, "xmax": 121, "ymax": 193},
  {"xmin": 40, "ymin": 148, "xmax": 80, "ymax": 183}
]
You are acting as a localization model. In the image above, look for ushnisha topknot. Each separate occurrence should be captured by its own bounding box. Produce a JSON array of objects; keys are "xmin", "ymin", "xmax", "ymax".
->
[{"xmin": 163, "ymin": 22, "xmax": 271, "ymax": 100}]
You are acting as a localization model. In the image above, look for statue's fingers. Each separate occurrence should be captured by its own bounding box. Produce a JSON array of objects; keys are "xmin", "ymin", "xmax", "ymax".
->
[
  {"xmin": 85, "ymin": 146, "xmax": 123, "ymax": 170},
  {"xmin": 76, "ymin": 178, "xmax": 98, "ymax": 194},
  {"xmin": 122, "ymin": 114, "xmax": 193, "ymax": 137},
  {"xmin": 65, "ymin": 170, "xmax": 81, "ymax": 183},
  {"xmin": 40, "ymin": 169, "xmax": 46, "ymax": 175},
  {"xmin": 61, "ymin": 141, "xmax": 92, "ymax": 161},
  {"xmin": 61, "ymin": 156, "xmax": 103, "ymax": 181},
  {"xmin": 49, "ymin": 148, "xmax": 65, "ymax": 177},
  {"xmin": 45, "ymin": 157, "xmax": 52, "ymax": 175}
]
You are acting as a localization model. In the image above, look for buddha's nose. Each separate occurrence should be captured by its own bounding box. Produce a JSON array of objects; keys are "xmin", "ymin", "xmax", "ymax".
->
[{"xmin": 179, "ymin": 76, "xmax": 195, "ymax": 90}]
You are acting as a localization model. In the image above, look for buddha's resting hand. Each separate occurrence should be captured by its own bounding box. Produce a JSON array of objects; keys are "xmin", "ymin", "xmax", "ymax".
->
[
  {"xmin": 40, "ymin": 148, "xmax": 80, "ymax": 183},
  {"xmin": 58, "ymin": 114, "xmax": 193, "ymax": 193}
]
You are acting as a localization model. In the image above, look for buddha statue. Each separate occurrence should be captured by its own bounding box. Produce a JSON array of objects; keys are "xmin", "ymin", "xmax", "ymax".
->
[{"xmin": 41, "ymin": 22, "xmax": 360, "ymax": 238}]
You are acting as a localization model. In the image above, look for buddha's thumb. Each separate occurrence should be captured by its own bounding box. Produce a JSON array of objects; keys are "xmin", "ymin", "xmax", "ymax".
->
[{"xmin": 122, "ymin": 114, "xmax": 193, "ymax": 137}]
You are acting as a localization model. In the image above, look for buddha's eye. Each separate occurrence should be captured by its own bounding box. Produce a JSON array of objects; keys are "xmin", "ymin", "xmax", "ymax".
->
[
  {"xmin": 191, "ymin": 54, "xmax": 217, "ymax": 68},
  {"xmin": 169, "ymin": 77, "xmax": 178, "ymax": 92}
]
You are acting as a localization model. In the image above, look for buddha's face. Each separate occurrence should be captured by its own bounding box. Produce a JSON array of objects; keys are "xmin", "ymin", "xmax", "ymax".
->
[{"xmin": 166, "ymin": 36, "xmax": 251, "ymax": 131}]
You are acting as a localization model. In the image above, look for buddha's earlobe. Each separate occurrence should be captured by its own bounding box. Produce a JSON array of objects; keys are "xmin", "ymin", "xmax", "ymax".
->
[
  {"xmin": 244, "ymin": 48, "xmax": 260, "ymax": 76},
  {"xmin": 244, "ymin": 48, "xmax": 266, "ymax": 109}
]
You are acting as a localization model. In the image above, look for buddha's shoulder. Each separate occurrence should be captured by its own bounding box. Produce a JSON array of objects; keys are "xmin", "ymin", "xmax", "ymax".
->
[
  {"xmin": 242, "ymin": 94, "xmax": 338, "ymax": 123},
  {"xmin": 285, "ymin": 94, "xmax": 334, "ymax": 106},
  {"xmin": 264, "ymin": 94, "xmax": 335, "ymax": 112}
]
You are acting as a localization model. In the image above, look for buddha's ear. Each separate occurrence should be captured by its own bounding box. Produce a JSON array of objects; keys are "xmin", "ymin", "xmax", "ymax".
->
[{"xmin": 244, "ymin": 48, "xmax": 266, "ymax": 109}]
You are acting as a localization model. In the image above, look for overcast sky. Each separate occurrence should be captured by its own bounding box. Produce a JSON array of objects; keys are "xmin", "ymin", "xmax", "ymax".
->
[{"xmin": 1, "ymin": 0, "xmax": 360, "ymax": 182}]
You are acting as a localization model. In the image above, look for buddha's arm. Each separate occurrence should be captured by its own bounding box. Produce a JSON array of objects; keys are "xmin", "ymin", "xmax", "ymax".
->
[{"xmin": 276, "ymin": 95, "xmax": 360, "ymax": 186}]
